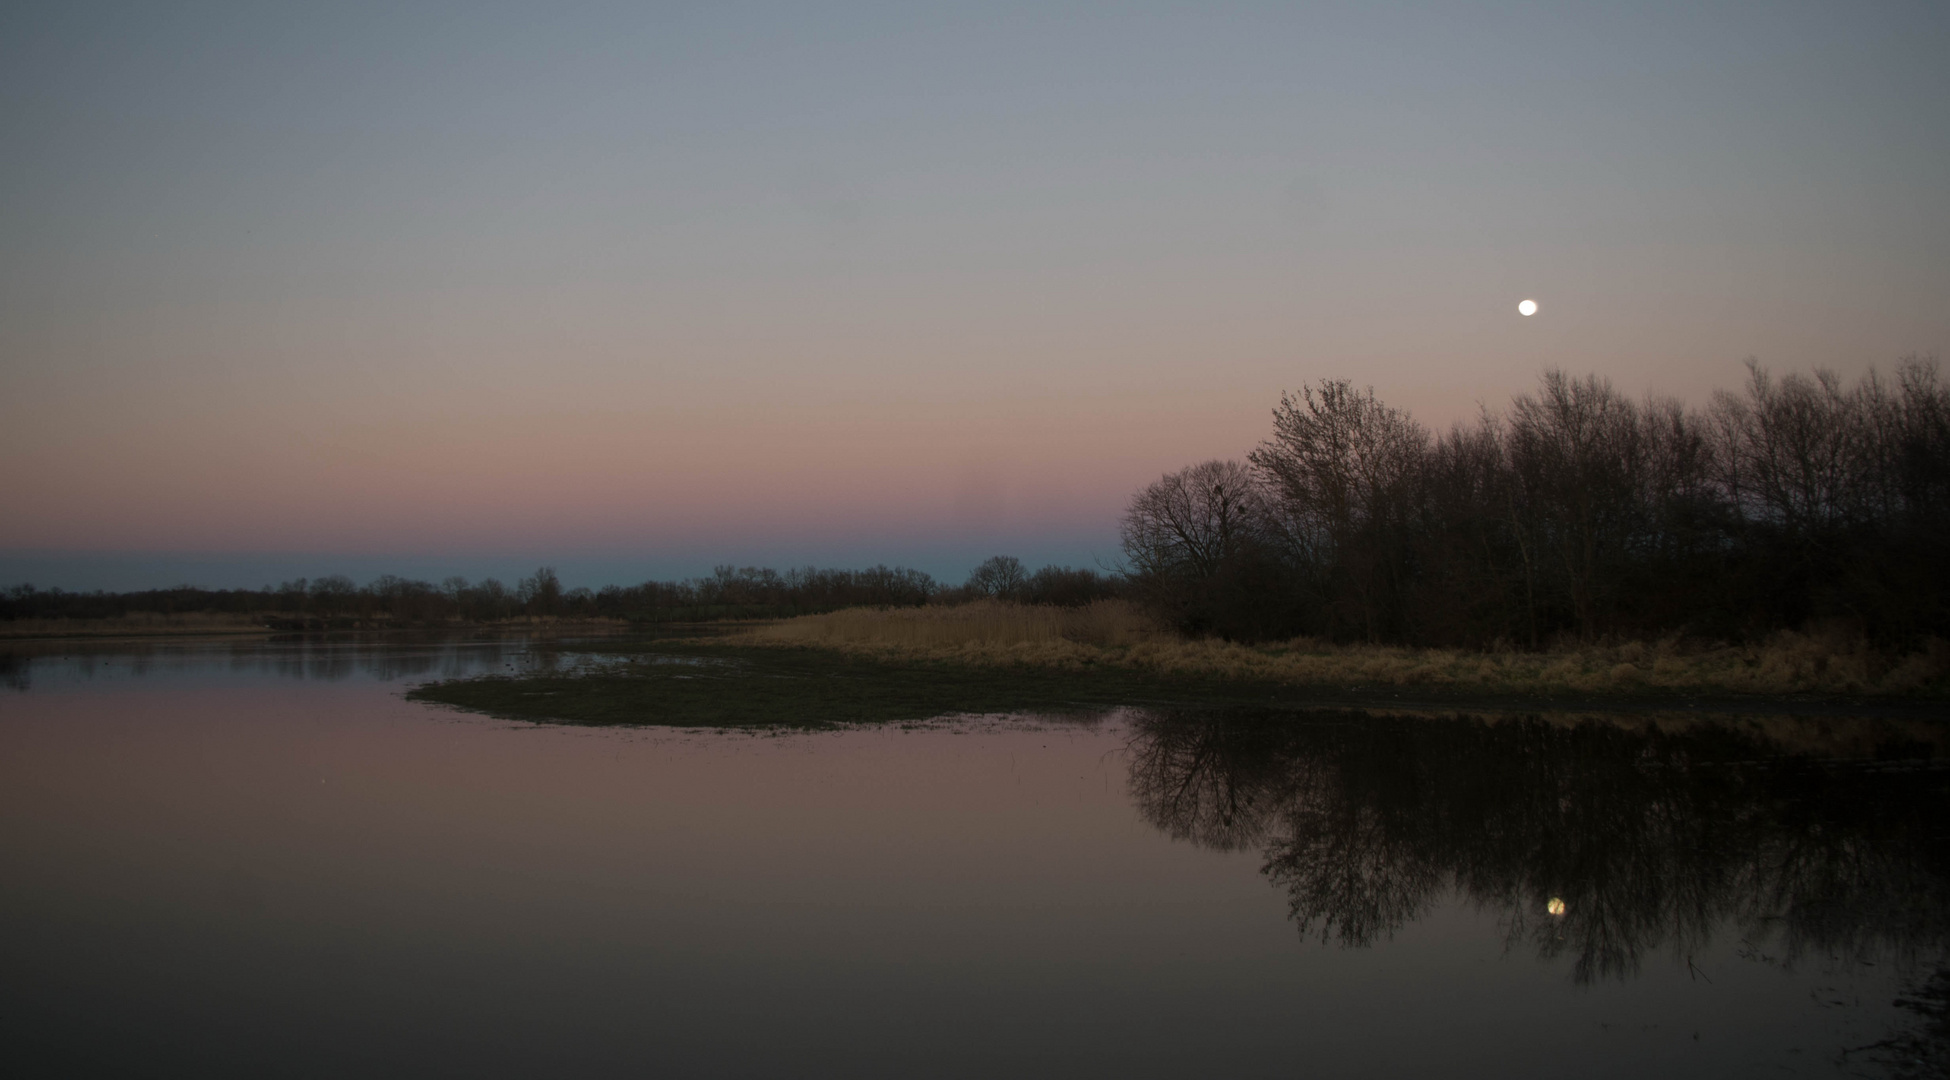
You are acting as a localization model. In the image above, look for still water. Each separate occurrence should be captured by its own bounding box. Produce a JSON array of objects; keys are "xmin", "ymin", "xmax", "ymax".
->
[{"xmin": 3, "ymin": 636, "xmax": 1945, "ymax": 1078}]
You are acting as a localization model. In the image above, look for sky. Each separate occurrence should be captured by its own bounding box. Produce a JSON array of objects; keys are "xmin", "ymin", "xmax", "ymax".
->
[{"xmin": 3, "ymin": 0, "xmax": 1947, "ymax": 590}]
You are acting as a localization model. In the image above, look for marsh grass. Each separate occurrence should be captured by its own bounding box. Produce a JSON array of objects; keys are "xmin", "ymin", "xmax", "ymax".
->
[
  {"xmin": 741, "ymin": 602, "xmax": 1950, "ymax": 697},
  {"xmin": 750, "ymin": 598, "xmax": 1154, "ymax": 649},
  {"xmin": 407, "ymin": 601, "xmax": 1949, "ymax": 732},
  {"xmin": 409, "ymin": 634, "xmax": 1948, "ymax": 731},
  {"xmin": 406, "ymin": 641, "xmax": 1319, "ymax": 729}
]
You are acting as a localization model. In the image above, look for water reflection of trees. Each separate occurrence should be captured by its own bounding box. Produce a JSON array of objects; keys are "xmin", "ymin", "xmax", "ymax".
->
[
  {"xmin": 0, "ymin": 635, "xmax": 536, "ymax": 688},
  {"xmin": 1, "ymin": 651, "xmax": 27, "ymax": 691},
  {"xmin": 1128, "ymin": 709, "xmax": 1950, "ymax": 983}
]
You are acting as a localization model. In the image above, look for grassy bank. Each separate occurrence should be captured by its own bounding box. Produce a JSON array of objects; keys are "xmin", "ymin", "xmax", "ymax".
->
[
  {"xmin": 741, "ymin": 600, "xmax": 1950, "ymax": 698},
  {"xmin": 406, "ymin": 625, "xmax": 1950, "ymax": 735},
  {"xmin": 402, "ymin": 601, "xmax": 1949, "ymax": 731},
  {"xmin": 406, "ymin": 641, "xmax": 1334, "ymax": 729}
]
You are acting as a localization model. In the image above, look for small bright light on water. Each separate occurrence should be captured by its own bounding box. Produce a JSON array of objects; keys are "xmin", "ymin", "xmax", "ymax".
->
[
  {"xmin": 1547, "ymin": 897, "xmax": 1566, "ymax": 916},
  {"xmin": 1518, "ymin": 299, "xmax": 1539, "ymax": 317}
]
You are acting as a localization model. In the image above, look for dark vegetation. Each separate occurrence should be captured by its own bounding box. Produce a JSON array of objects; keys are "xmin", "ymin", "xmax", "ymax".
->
[
  {"xmin": 1124, "ymin": 359, "xmax": 1950, "ymax": 647},
  {"xmin": 409, "ymin": 640, "xmax": 1314, "ymax": 729},
  {"xmin": 10, "ymin": 358, "xmax": 1941, "ymax": 656},
  {"xmin": 1, "ymin": 560, "xmax": 1123, "ymax": 629},
  {"xmin": 407, "ymin": 634, "xmax": 1947, "ymax": 732}
]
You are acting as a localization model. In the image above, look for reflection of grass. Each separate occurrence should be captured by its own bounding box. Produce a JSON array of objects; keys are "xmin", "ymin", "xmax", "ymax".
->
[{"xmin": 409, "ymin": 642, "xmax": 1317, "ymax": 729}]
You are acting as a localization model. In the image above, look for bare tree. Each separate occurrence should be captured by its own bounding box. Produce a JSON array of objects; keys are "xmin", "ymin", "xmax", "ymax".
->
[
  {"xmin": 1504, "ymin": 370, "xmax": 1650, "ymax": 641},
  {"xmin": 518, "ymin": 567, "xmax": 563, "ymax": 617},
  {"xmin": 1250, "ymin": 381, "xmax": 1428, "ymax": 641},
  {"xmin": 1709, "ymin": 360, "xmax": 1871, "ymax": 537},
  {"xmin": 965, "ymin": 555, "xmax": 1028, "ymax": 600},
  {"xmin": 1120, "ymin": 459, "xmax": 1265, "ymax": 582},
  {"xmin": 1121, "ymin": 459, "xmax": 1285, "ymax": 637}
]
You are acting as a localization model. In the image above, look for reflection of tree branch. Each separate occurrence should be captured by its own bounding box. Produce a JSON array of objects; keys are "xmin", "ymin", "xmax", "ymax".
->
[
  {"xmin": 1265, "ymin": 803, "xmax": 1443, "ymax": 946},
  {"xmin": 1127, "ymin": 708, "xmax": 1950, "ymax": 985}
]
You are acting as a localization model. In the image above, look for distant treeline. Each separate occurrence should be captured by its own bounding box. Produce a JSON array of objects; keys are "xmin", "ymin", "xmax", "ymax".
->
[
  {"xmin": 1123, "ymin": 358, "xmax": 1950, "ymax": 646},
  {"xmin": 1, "ymin": 560, "xmax": 1123, "ymax": 627}
]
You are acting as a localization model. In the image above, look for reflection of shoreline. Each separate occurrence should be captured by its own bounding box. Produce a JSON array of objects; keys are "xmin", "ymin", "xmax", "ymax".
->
[
  {"xmin": 1127, "ymin": 708, "xmax": 1950, "ymax": 986},
  {"xmin": 0, "ymin": 617, "xmax": 646, "ymax": 641},
  {"xmin": 0, "ymin": 618, "xmax": 274, "ymax": 640},
  {"xmin": 1474, "ymin": 708, "xmax": 1950, "ymax": 761},
  {"xmin": 0, "ymin": 634, "xmax": 588, "ymax": 691}
]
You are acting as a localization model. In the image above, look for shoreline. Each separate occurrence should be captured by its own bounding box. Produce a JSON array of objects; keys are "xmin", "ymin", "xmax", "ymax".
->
[
  {"xmin": 732, "ymin": 603, "xmax": 1950, "ymax": 700},
  {"xmin": 11, "ymin": 611, "xmax": 1945, "ymax": 710},
  {"xmin": 408, "ymin": 636, "xmax": 1950, "ymax": 732}
]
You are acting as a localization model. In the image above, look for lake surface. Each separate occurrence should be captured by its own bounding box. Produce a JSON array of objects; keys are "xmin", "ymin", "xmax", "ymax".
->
[{"xmin": 3, "ymin": 635, "xmax": 1946, "ymax": 1078}]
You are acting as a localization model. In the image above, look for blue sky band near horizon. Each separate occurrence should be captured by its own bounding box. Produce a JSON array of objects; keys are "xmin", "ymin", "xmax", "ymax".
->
[{"xmin": 3, "ymin": 1, "xmax": 1946, "ymax": 590}]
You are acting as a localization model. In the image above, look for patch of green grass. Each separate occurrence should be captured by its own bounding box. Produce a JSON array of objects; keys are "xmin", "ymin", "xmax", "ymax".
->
[
  {"xmin": 407, "ymin": 642, "xmax": 1311, "ymax": 728},
  {"xmin": 408, "ymin": 640, "xmax": 1948, "ymax": 729}
]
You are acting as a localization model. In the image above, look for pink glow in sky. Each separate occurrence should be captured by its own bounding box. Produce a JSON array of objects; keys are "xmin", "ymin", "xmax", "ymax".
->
[{"xmin": 4, "ymin": 2, "xmax": 1946, "ymax": 586}]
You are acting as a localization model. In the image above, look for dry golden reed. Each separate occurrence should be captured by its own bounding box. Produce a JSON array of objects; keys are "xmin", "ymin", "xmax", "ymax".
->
[
  {"xmin": 751, "ymin": 599, "xmax": 1153, "ymax": 650},
  {"xmin": 741, "ymin": 601, "xmax": 1950, "ymax": 697}
]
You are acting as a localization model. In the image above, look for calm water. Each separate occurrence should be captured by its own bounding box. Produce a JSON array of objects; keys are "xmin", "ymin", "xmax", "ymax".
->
[{"xmin": 3, "ymin": 635, "xmax": 1946, "ymax": 1078}]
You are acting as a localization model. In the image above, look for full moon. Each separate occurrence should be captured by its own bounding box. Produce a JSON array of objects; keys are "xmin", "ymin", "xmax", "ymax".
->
[{"xmin": 1518, "ymin": 299, "xmax": 1538, "ymax": 317}]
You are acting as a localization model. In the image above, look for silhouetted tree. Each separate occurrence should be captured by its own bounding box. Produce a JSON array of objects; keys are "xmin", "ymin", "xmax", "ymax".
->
[
  {"xmin": 1249, "ymin": 382, "xmax": 1428, "ymax": 642},
  {"xmin": 965, "ymin": 556, "xmax": 1029, "ymax": 600},
  {"xmin": 1124, "ymin": 359, "xmax": 1950, "ymax": 647},
  {"xmin": 1120, "ymin": 460, "xmax": 1288, "ymax": 637},
  {"xmin": 1021, "ymin": 565, "xmax": 1122, "ymax": 607},
  {"xmin": 518, "ymin": 567, "xmax": 564, "ymax": 617}
]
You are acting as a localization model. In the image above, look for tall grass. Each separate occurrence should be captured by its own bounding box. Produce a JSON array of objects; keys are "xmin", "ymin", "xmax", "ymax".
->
[
  {"xmin": 741, "ymin": 602, "xmax": 1950, "ymax": 696},
  {"xmin": 750, "ymin": 599, "xmax": 1156, "ymax": 650}
]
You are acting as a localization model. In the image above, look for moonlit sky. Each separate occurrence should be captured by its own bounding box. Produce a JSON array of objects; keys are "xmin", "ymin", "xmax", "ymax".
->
[{"xmin": 4, "ymin": 1, "xmax": 1947, "ymax": 590}]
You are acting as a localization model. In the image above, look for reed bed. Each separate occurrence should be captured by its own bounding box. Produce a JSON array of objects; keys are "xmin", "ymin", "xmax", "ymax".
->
[
  {"xmin": 741, "ymin": 601, "xmax": 1950, "ymax": 697},
  {"xmin": 751, "ymin": 599, "xmax": 1155, "ymax": 649}
]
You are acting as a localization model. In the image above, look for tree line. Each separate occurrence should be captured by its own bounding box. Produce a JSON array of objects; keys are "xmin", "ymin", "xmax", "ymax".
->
[
  {"xmin": 2, "ymin": 560, "xmax": 1123, "ymax": 627},
  {"xmin": 1122, "ymin": 358, "xmax": 1949, "ymax": 646}
]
